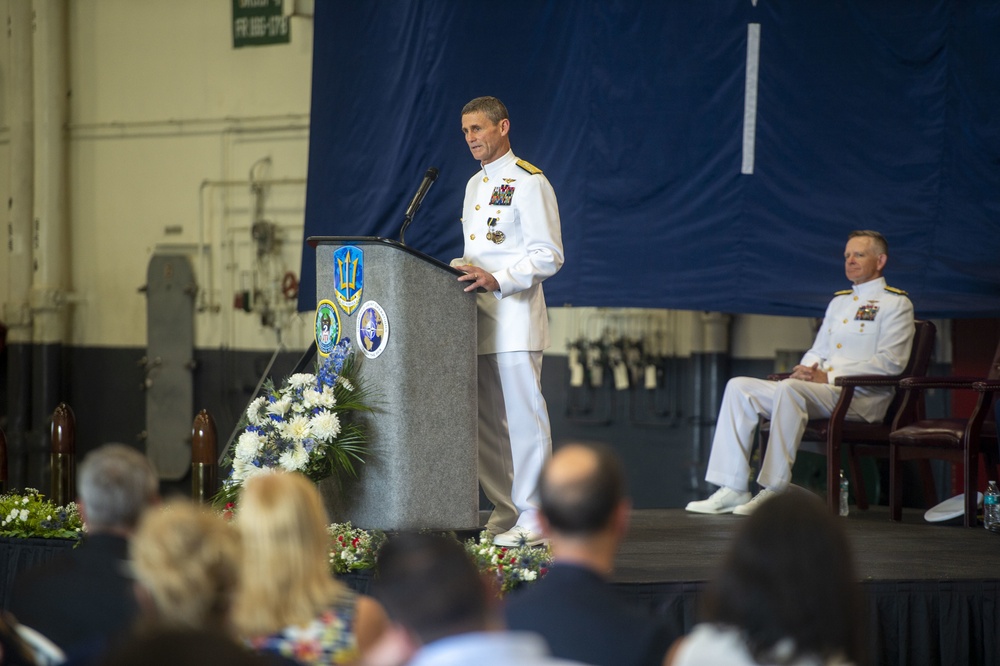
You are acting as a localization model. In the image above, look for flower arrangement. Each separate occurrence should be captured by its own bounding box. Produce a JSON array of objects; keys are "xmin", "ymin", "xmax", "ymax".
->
[
  {"xmin": 214, "ymin": 338, "xmax": 372, "ymax": 508},
  {"xmin": 0, "ymin": 489, "xmax": 83, "ymax": 540},
  {"xmin": 465, "ymin": 531, "xmax": 552, "ymax": 595},
  {"xmin": 327, "ymin": 522, "xmax": 385, "ymax": 574}
]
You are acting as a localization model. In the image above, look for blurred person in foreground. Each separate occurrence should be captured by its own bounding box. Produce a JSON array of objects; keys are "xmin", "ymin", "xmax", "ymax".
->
[
  {"xmin": 233, "ymin": 471, "xmax": 388, "ymax": 664},
  {"xmin": 10, "ymin": 444, "xmax": 159, "ymax": 659},
  {"xmin": 129, "ymin": 499, "xmax": 241, "ymax": 634},
  {"xmin": 369, "ymin": 532, "xmax": 584, "ymax": 666},
  {"xmin": 667, "ymin": 492, "xmax": 864, "ymax": 666},
  {"xmin": 101, "ymin": 499, "xmax": 283, "ymax": 666},
  {"xmin": 0, "ymin": 612, "xmax": 40, "ymax": 666},
  {"xmin": 504, "ymin": 442, "xmax": 675, "ymax": 666}
]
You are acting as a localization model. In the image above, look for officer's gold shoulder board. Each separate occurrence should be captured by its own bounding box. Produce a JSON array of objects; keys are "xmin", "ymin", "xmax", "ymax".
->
[
  {"xmin": 516, "ymin": 159, "xmax": 543, "ymax": 175},
  {"xmin": 884, "ymin": 285, "xmax": 908, "ymax": 296},
  {"xmin": 834, "ymin": 289, "xmax": 853, "ymax": 296}
]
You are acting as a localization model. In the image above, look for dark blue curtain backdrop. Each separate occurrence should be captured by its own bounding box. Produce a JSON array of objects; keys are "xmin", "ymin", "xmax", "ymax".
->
[{"xmin": 301, "ymin": 0, "xmax": 1000, "ymax": 318}]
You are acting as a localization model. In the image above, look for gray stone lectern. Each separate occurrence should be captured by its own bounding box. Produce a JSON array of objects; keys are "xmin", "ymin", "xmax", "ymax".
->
[{"xmin": 309, "ymin": 237, "xmax": 479, "ymax": 531}]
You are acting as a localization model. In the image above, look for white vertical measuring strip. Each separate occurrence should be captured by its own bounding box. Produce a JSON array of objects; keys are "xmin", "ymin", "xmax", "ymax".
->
[{"xmin": 741, "ymin": 23, "xmax": 761, "ymax": 175}]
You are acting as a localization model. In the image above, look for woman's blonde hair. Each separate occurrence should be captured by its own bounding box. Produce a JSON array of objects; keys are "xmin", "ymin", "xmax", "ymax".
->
[
  {"xmin": 130, "ymin": 499, "xmax": 241, "ymax": 633},
  {"xmin": 233, "ymin": 471, "xmax": 346, "ymax": 636}
]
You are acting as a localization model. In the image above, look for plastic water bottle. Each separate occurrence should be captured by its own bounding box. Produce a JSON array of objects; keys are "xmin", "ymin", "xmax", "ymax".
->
[
  {"xmin": 985, "ymin": 481, "xmax": 1000, "ymax": 532},
  {"xmin": 839, "ymin": 470, "xmax": 849, "ymax": 517}
]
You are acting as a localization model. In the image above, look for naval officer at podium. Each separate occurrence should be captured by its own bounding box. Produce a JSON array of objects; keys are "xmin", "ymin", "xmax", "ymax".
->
[{"xmin": 454, "ymin": 96, "xmax": 564, "ymax": 547}]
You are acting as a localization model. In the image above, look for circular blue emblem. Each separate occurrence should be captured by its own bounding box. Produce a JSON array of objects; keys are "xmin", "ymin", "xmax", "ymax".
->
[
  {"xmin": 314, "ymin": 300, "xmax": 341, "ymax": 356},
  {"xmin": 356, "ymin": 300, "xmax": 389, "ymax": 359}
]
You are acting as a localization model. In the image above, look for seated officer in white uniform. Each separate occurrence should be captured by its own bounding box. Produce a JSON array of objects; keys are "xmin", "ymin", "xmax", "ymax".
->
[{"xmin": 686, "ymin": 230, "xmax": 914, "ymax": 516}]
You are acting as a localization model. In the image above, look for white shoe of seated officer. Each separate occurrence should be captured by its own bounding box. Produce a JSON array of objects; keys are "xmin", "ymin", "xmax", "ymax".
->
[
  {"xmin": 493, "ymin": 525, "xmax": 547, "ymax": 548},
  {"xmin": 732, "ymin": 487, "xmax": 780, "ymax": 516},
  {"xmin": 685, "ymin": 487, "xmax": 752, "ymax": 515}
]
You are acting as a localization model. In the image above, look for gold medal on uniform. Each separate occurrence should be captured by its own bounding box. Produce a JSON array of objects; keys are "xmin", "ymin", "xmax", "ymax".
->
[{"xmin": 486, "ymin": 217, "xmax": 505, "ymax": 244}]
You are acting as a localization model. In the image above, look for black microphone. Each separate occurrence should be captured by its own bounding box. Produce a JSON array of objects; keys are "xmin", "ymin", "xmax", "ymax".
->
[{"xmin": 399, "ymin": 167, "xmax": 439, "ymax": 245}]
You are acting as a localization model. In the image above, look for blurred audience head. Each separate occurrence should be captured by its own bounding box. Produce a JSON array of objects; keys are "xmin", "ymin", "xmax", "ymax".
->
[
  {"xmin": 375, "ymin": 532, "xmax": 495, "ymax": 645},
  {"xmin": 130, "ymin": 499, "xmax": 241, "ymax": 634},
  {"xmin": 78, "ymin": 444, "xmax": 159, "ymax": 534},
  {"xmin": 233, "ymin": 471, "xmax": 346, "ymax": 637},
  {"xmin": 539, "ymin": 441, "xmax": 628, "ymax": 538},
  {"xmin": 702, "ymin": 491, "xmax": 864, "ymax": 664}
]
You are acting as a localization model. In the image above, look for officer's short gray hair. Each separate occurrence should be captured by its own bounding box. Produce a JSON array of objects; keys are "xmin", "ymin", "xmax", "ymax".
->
[
  {"xmin": 848, "ymin": 230, "xmax": 888, "ymax": 256},
  {"xmin": 461, "ymin": 96, "xmax": 509, "ymax": 125}
]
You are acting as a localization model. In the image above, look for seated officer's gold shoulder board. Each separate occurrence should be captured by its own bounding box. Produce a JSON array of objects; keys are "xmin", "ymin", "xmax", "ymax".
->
[
  {"xmin": 516, "ymin": 159, "xmax": 543, "ymax": 175},
  {"xmin": 833, "ymin": 289, "xmax": 853, "ymax": 296},
  {"xmin": 884, "ymin": 285, "xmax": 908, "ymax": 296}
]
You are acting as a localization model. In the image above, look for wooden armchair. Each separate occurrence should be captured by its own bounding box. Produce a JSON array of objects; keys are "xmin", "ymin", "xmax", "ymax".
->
[
  {"xmin": 758, "ymin": 320, "xmax": 937, "ymax": 513},
  {"xmin": 888, "ymin": 339, "xmax": 1000, "ymax": 526}
]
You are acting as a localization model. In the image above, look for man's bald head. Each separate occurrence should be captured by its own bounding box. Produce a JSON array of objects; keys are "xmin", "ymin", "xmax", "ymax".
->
[{"xmin": 539, "ymin": 442, "xmax": 627, "ymax": 536}]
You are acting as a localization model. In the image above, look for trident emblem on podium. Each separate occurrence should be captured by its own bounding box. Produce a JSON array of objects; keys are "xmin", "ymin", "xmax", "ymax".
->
[{"xmin": 333, "ymin": 245, "xmax": 364, "ymax": 316}]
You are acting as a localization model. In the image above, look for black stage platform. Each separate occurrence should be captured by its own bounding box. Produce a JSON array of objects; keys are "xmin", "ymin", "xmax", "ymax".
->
[{"xmin": 611, "ymin": 506, "xmax": 1000, "ymax": 666}]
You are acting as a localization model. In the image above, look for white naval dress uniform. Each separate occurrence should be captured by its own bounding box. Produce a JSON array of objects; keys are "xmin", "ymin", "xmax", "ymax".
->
[
  {"xmin": 705, "ymin": 277, "xmax": 914, "ymax": 493},
  {"xmin": 456, "ymin": 149, "xmax": 564, "ymax": 534}
]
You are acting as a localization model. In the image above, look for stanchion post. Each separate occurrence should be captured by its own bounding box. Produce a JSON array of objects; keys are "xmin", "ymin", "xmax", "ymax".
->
[
  {"xmin": 50, "ymin": 403, "xmax": 76, "ymax": 505},
  {"xmin": 191, "ymin": 409, "xmax": 217, "ymax": 504}
]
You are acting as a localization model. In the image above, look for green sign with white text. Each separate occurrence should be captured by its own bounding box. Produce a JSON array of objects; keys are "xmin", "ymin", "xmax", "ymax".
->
[{"xmin": 233, "ymin": 0, "xmax": 290, "ymax": 48}]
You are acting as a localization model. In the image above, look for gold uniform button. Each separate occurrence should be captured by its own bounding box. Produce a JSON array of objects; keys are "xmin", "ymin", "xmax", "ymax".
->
[
  {"xmin": 470, "ymin": 234, "xmax": 475, "ymax": 240},
  {"xmin": 483, "ymin": 176, "xmax": 489, "ymax": 183},
  {"xmin": 843, "ymin": 319, "xmax": 848, "ymax": 324},
  {"xmin": 496, "ymin": 210, "xmax": 501, "ymax": 215},
  {"xmin": 475, "ymin": 204, "xmax": 481, "ymax": 210},
  {"xmin": 853, "ymin": 296, "xmax": 859, "ymax": 301},
  {"xmin": 836, "ymin": 343, "xmax": 843, "ymax": 349}
]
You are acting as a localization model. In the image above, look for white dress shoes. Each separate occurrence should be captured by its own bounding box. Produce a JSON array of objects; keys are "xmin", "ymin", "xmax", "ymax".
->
[
  {"xmin": 732, "ymin": 488, "xmax": 779, "ymax": 516},
  {"xmin": 493, "ymin": 526, "xmax": 547, "ymax": 547},
  {"xmin": 685, "ymin": 487, "xmax": 752, "ymax": 514}
]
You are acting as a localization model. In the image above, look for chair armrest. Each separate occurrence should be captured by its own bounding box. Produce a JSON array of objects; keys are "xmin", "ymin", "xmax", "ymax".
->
[
  {"xmin": 898, "ymin": 376, "xmax": 984, "ymax": 390},
  {"xmin": 770, "ymin": 373, "xmax": 907, "ymax": 388},
  {"xmin": 972, "ymin": 379, "xmax": 1000, "ymax": 393},
  {"xmin": 834, "ymin": 373, "xmax": 906, "ymax": 389}
]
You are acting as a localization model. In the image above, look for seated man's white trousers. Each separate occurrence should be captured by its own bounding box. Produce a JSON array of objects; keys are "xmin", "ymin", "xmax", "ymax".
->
[{"xmin": 705, "ymin": 377, "xmax": 881, "ymax": 492}]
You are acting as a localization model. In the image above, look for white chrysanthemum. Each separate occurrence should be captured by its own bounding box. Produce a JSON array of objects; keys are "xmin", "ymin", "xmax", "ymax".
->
[
  {"xmin": 267, "ymin": 396, "xmax": 292, "ymax": 419},
  {"xmin": 521, "ymin": 569, "xmax": 537, "ymax": 581},
  {"xmin": 317, "ymin": 385, "xmax": 337, "ymax": 409},
  {"xmin": 302, "ymin": 387, "xmax": 323, "ymax": 410},
  {"xmin": 310, "ymin": 410, "xmax": 341, "ymax": 440},
  {"xmin": 287, "ymin": 373, "xmax": 316, "ymax": 388},
  {"xmin": 19, "ymin": 509, "xmax": 29, "ymax": 521},
  {"xmin": 235, "ymin": 430, "xmax": 265, "ymax": 462},
  {"xmin": 279, "ymin": 443, "xmax": 309, "ymax": 471},
  {"xmin": 280, "ymin": 414, "xmax": 312, "ymax": 441},
  {"xmin": 232, "ymin": 457, "xmax": 260, "ymax": 483},
  {"xmin": 288, "ymin": 397, "xmax": 308, "ymax": 415},
  {"xmin": 246, "ymin": 396, "xmax": 268, "ymax": 426}
]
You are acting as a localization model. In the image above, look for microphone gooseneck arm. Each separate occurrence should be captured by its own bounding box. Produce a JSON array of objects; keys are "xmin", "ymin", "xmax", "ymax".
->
[{"xmin": 399, "ymin": 167, "xmax": 439, "ymax": 245}]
